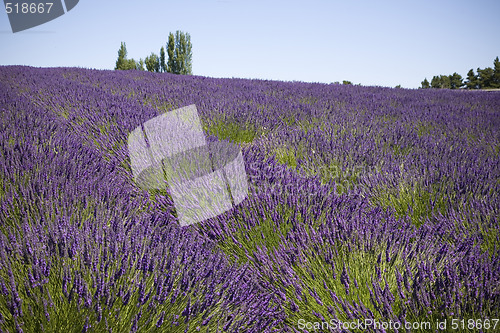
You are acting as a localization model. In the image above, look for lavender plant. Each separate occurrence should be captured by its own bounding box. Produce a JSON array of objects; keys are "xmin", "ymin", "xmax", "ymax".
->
[{"xmin": 1, "ymin": 66, "xmax": 499, "ymax": 332}]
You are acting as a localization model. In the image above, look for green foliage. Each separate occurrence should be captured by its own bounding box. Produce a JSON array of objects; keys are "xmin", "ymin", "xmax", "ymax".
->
[
  {"xmin": 165, "ymin": 31, "xmax": 193, "ymax": 75},
  {"xmin": 431, "ymin": 75, "xmax": 451, "ymax": 89},
  {"xmin": 203, "ymin": 118, "xmax": 259, "ymax": 144},
  {"xmin": 449, "ymin": 72, "xmax": 463, "ymax": 89},
  {"xmin": 421, "ymin": 78, "xmax": 430, "ymax": 89},
  {"xmin": 115, "ymin": 33, "xmax": 193, "ymax": 74},
  {"xmin": 342, "ymin": 80, "xmax": 352, "ymax": 85},
  {"xmin": 167, "ymin": 33, "xmax": 175, "ymax": 73},
  {"xmin": 426, "ymin": 57, "xmax": 499, "ymax": 90},
  {"xmin": 430, "ymin": 74, "xmax": 463, "ymax": 89},
  {"xmin": 478, "ymin": 67, "xmax": 495, "ymax": 89},
  {"xmin": 136, "ymin": 58, "xmax": 145, "ymax": 71},
  {"xmin": 159, "ymin": 46, "xmax": 166, "ymax": 73},
  {"xmin": 466, "ymin": 69, "xmax": 479, "ymax": 89},
  {"xmin": 371, "ymin": 181, "xmax": 449, "ymax": 228},
  {"xmin": 114, "ymin": 42, "xmax": 128, "ymax": 70},
  {"xmin": 145, "ymin": 52, "xmax": 160, "ymax": 72},
  {"xmin": 207, "ymin": 201, "xmax": 300, "ymax": 264},
  {"xmin": 493, "ymin": 56, "xmax": 500, "ymax": 88},
  {"xmin": 124, "ymin": 59, "xmax": 137, "ymax": 70},
  {"xmin": 114, "ymin": 42, "xmax": 139, "ymax": 71},
  {"xmin": 275, "ymin": 146, "xmax": 299, "ymax": 169},
  {"xmin": 306, "ymin": 159, "xmax": 362, "ymax": 195},
  {"xmin": 430, "ymin": 76, "xmax": 440, "ymax": 89},
  {"xmin": 281, "ymin": 243, "xmax": 406, "ymax": 327}
]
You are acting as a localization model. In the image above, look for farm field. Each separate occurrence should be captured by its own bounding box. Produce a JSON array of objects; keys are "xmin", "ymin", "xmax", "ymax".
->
[{"xmin": 0, "ymin": 66, "xmax": 499, "ymax": 332}]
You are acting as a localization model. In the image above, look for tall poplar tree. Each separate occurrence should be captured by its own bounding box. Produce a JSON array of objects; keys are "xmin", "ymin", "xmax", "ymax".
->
[
  {"xmin": 166, "ymin": 31, "xmax": 193, "ymax": 75},
  {"xmin": 167, "ymin": 33, "xmax": 176, "ymax": 74},
  {"xmin": 160, "ymin": 46, "xmax": 166, "ymax": 73}
]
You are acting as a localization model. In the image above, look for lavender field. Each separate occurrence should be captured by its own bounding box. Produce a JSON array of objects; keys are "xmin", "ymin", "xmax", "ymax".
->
[{"xmin": 1, "ymin": 66, "xmax": 499, "ymax": 332}]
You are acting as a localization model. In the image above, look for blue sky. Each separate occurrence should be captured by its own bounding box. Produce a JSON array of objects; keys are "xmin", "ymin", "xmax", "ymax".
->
[{"xmin": 1, "ymin": 0, "xmax": 499, "ymax": 88}]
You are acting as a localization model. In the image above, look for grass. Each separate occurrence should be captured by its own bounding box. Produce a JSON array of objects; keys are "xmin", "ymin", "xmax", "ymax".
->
[
  {"xmin": 370, "ymin": 181, "xmax": 449, "ymax": 228},
  {"xmin": 201, "ymin": 200, "xmax": 305, "ymax": 265},
  {"xmin": 203, "ymin": 118, "xmax": 262, "ymax": 144},
  {"xmin": 274, "ymin": 145, "xmax": 300, "ymax": 169},
  {"xmin": 142, "ymin": 96, "xmax": 179, "ymax": 114},
  {"xmin": 280, "ymin": 241, "xmax": 406, "ymax": 325},
  {"xmin": 273, "ymin": 144, "xmax": 363, "ymax": 195}
]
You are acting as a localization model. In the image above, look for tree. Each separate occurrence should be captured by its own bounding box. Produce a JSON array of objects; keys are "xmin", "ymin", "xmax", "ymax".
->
[
  {"xmin": 421, "ymin": 78, "xmax": 430, "ymax": 89},
  {"xmin": 183, "ymin": 32, "xmax": 193, "ymax": 74},
  {"xmin": 465, "ymin": 69, "xmax": 479, "ymax": 89},
  {"xmin": 167, "ymin": 33, "xmax": 176, "ymax": 73},
  {"xmin": 115, "ymin": 32, "xmax": 193, "ymax": 74},
  {"xmin": 430, "ymin": 76, "xmax": 441, "ymax": 89},
  {"xmin": 115, "ymin": 42, "xmax": 128, "ymax": 70},
  {"xmin": 440, "ymin": 75, "xmax": 451, "ymax": 89},
  {"xmin": 449, "ymin": 72, "xmax": 463, "ymax": 89},
  {"xmin": 342, "ymin": 80, "xmax": 352, "ymax": 85},
  {"xmin": 430, "ymin": 75, "xmax": 452, "ymax": 89},
  {"xmin": 423, "ymin": 56, "xmax": 499, "ymax": 90},
  {"xmin": 492, "ymin": 56, "xmax": 500, "ymax": 88},
  {"xmin": 175, "ymin": 31, "xmax": 192, "ymax": 75},
  {"xmin": 477, "ymin": 67, "xmax": 494, "ymax": 89},
  {"xmin": 160, "ymin": 46, "xmax": 166, "ymax": 73},
  {"xmin": 175, "ymin": 31, "xmax": 184, "ymax": 74},
  {"xmin": 136, "ymin": 58, "xmax": 145, "ymax": 71},
  {"xmin": 166, "ymin": 31, "xmax": 193, "ymax": 75},
  {"xmin": 124, "ymin": 59, "xmax": 137, "ymax": 70},
  {"xmin": 115, "ymin": 42, "xmax": 139, "ymax": 70},
  {"xmin": 145, "ymin": 53, "xmax": 160, "ymax": 72}
]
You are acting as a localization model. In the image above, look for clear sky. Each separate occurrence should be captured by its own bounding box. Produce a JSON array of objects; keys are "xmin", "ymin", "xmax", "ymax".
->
[{"xmin": 1, "ymin": 0, "xmax": 499, "ymax": 88}]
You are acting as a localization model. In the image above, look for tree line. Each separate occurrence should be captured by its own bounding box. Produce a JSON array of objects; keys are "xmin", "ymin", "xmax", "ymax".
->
[
  {"xmin": 421, "ymin": 56, "xmax": 500, "ymax": 89},
  {"xmin": 115, "ymin": 31, "xmax": 192, "ymax": 75}
]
